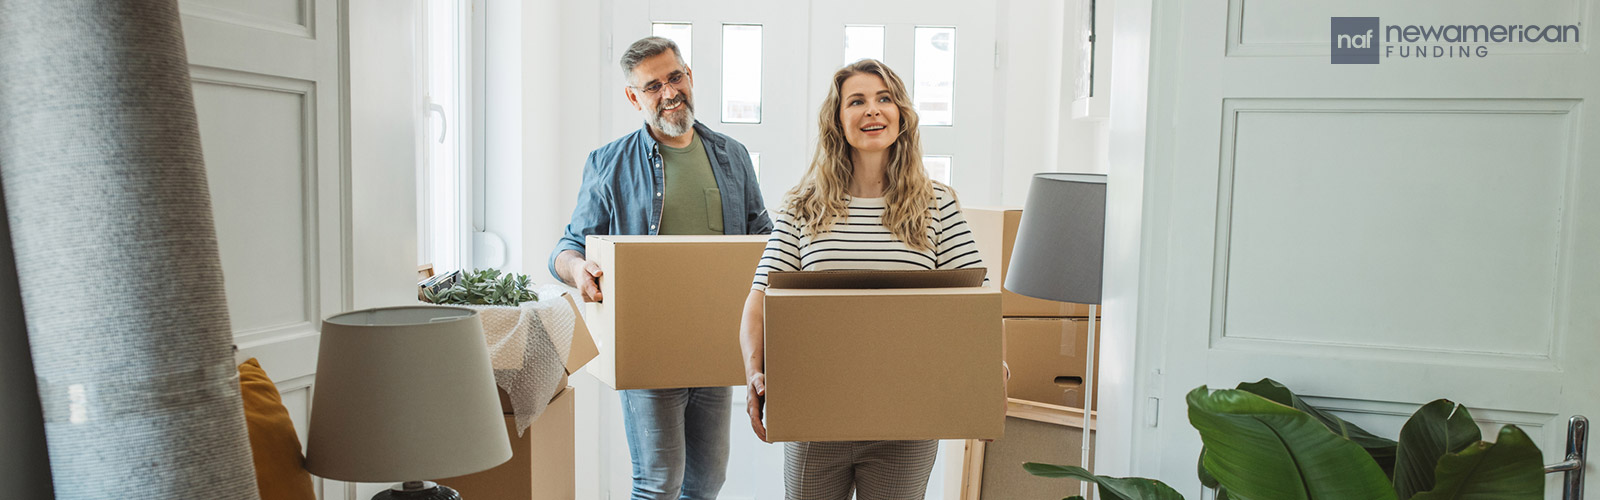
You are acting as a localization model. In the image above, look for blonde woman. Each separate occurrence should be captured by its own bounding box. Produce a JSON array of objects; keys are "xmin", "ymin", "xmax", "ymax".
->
[{"xmin": 737, "ymin": 59, "xmax": 985, "ymax": 499}]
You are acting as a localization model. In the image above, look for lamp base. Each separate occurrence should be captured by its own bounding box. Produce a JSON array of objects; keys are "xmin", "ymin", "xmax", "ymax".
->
[{"xmin": 372, "ymin": 481, "xmax": 460, "ymax": 500}]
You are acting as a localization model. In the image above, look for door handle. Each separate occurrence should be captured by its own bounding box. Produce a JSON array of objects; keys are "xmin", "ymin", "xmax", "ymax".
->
[
  {"xmin": 426, "ymin": 97, "xmax": 448, "ymax": 143},
  {"xmin": 1546, "ymin": 415, "xmax": 1587, "ymax": 500}
]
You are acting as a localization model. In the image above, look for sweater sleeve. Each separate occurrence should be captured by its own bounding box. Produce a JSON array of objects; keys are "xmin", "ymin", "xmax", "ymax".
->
[
  {"xmin": 933, "ymin": 186, "xmax": 984, "ymax": 271},
  {"xmin": 751, "ymin": 209, "xmax": 803, "ymax": 291}
]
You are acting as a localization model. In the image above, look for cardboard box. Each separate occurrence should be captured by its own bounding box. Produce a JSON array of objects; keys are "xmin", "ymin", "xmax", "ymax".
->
[
  {"xmin": 436, "ymin": 385, "xmax": 576, "ymax": 500},
  {"xmin": 763, "ymin": 269, "xmax": 1004, "ymax": 441},
  {"xmin": 1004, "ymin": 318, "xmax": 1100, "ymax": 410},
  {"xmin": 966, "ymin": 207, "xmax": 1101, "ymax": 318},
  {"xmin": 564, "ymin": 294, "xmax": 600, "ymax": 373},
  {"xmin": 961, "ymin": 402, "xmax": 1094, "ymax": 500},
  {"xmin": 583, "ymin": 235, "xmax": 768, "ymax": 390},
  {"xmin": 497, "ymin": 373, "xmax": 566, "ymax": 414}
]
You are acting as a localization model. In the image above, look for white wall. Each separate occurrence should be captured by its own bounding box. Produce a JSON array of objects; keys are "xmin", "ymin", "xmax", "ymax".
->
[
  {"xmin": 996, "ymin": 0, "xmax": 1107, "ymax": 207},
  {"xmin": 554, "ymin": 4, "xmax": 611, "ymax": 499},
  {"xmin": 480, "ymin": 1, "xmax": 616, "ymax": 497},
  {"xmin": 351, "ymin": 0, "xmax": 422, "ymax": 311},
  {"xmin": 483, "ymin": 0, "xmax": 600, "ymax": 283},
  {"xmin": 346, "ymin": 0, "xmax": 424, "ymax": 496},
  {"xmin": 1094, "ymin": 0, "xmax": 1155, "ymax": 479}
]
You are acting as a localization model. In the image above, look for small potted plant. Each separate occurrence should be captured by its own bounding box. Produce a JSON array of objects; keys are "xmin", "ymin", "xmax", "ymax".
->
[{"xmin": 421, "ymin": 268, "xmax": 539, "ymax": 306}]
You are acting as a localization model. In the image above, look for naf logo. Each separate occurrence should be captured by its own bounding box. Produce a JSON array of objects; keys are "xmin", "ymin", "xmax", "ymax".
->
[{"xmin": 1331, "ymin": 17, "xmax": 1380, "ymax": 64}]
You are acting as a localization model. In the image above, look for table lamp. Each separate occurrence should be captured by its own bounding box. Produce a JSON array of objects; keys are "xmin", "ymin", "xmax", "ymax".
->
[
  {"xmin": 1005, "ymin": 172, "xmax": 1107, "ymax": 497},
  {"xmin": 305, "ymin": 306, "xmax": 512, "ymax": 499}
]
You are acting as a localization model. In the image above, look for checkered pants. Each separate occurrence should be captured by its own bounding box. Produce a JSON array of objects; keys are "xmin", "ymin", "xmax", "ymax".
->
[{"xmin": 783, "ymin": 440, "xmax": 939, "ymax": 500}]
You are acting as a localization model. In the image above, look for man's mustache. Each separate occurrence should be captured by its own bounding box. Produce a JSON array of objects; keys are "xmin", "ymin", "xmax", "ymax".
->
[{"xmin": 657, "ymin": 95, "xmax": 690, "ymax": 113}]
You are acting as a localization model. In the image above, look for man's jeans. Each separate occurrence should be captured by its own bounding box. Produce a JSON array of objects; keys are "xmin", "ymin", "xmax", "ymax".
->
[{"xmin": 621, "ymin": 386, "xmax": 731, "ymax": 500}]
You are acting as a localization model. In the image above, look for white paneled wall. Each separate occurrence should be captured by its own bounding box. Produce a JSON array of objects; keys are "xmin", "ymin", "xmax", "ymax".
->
[{"xmin": 1099, "ymin": 2, "xmax": 1600, "ymax": 499}]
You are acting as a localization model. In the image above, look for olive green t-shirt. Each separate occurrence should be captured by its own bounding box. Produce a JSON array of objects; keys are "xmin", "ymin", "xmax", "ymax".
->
[{"xmin": 657, "ymin": 134, "xmax": 724, "ymax": 235}]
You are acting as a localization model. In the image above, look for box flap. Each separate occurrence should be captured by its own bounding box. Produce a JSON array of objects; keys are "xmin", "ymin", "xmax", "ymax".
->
[
  {"xmin": 564, "ymin": 293, "xmax": 599, "ymax": 374},
  {"xmin": 588, "ymin": 234, "xmax": 769, "ymax": 244},
  {"xmin": 767, "ymin": 268, "xmax": 985, "ymax": 289}
]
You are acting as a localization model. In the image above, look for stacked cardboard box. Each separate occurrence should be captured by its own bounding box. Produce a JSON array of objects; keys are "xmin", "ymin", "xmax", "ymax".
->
[
  {"xmin": 435, "ymin": 385, "xmax": 577, "ymax": 500},
  {"xmin": 962, "ymin": 207, "xmax": 1103, "ymax": 500},
  {"xmin": 433, "ymin": 294, "xmax": 599, "ymax": 499},
  {"xmin": 582, "ymin": 235, "xmax": 768, "ymax": 390},
  {"xmin": 967, "ymin": 207, "xmax": 1101, "ymax": 410},
  {"xmin": 1003, "ymin": 318, "xmax": 1100, "ymax": 409}
]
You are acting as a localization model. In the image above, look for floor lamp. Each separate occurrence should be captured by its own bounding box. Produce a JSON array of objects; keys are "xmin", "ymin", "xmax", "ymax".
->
[{"xmin": 1005, "ymin": 173, "xmax": 1107, "ymax": 498}]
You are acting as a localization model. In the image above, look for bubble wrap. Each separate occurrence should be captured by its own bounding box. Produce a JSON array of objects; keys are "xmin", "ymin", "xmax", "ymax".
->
[{"xmin": 465, "ymin": 284, "xmax": 578, "ymax": 436}]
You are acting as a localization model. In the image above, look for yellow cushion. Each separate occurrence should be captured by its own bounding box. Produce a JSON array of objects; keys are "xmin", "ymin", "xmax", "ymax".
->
[{"xmin": 239, "ymin": 358, "xmax": 317, "ymax": 500}]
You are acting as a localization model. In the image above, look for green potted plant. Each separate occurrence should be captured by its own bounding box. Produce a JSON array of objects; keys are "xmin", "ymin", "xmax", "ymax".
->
[
  {"xmin": 421, "ymin": 268, "xmax": 539, "ymax": 306},
  {"xmin": 1023, "ymin": 379, "xmax": 1546, "ymax": 500}
]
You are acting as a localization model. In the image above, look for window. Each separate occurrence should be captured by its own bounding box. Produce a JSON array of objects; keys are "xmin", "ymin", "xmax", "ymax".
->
[
  {"xmin": 1074, "ymin": 0, "xmax": 1095, "ymax": 100},
  {"xmin": 922, "ymin": 156, "xmax": 952, "ymax": 185},
  {"xmin": 721, "ymin": 24, "xmax": 763, "ymax": 123},
  {"xmin": 419, "ymin": 0, "xmax": 468, "ymax": 272},
  {"xmin": 652, "ymin": 22, "xmax": 693, "ymax": 67},
  {"xmin": 913, "ymin": 27, "xmax": 955, "ymax": 126},
  {"xmin": 843, "ymin": 25, "xmax": 885, "ymax": 64}
]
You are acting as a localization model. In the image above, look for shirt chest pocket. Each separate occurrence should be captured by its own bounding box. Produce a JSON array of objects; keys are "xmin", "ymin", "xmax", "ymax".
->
[{"xmin": 705, "ymin": 187, "xmax": 724, "ymax": 233}]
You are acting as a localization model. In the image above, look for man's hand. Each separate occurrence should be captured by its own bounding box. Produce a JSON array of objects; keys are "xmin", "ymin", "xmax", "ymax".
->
[
  {"xmin": 747, "ymin": 372, "xmax": 768, "ymax": 442},
  {"xmin": 569, "ymin": 259, "xmax": 604, "ymax": 302}
]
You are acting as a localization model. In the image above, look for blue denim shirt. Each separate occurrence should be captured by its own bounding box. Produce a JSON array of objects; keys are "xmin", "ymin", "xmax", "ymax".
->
[{"xmin": 548, "ymin": 121, "xmax": 774, "ymax": 280}]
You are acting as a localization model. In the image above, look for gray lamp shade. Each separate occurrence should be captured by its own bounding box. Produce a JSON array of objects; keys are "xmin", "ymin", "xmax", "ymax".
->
[
  {"xmin": 1005, "ymin": 173, "xmax": 1107, "ymax": 305},
  {"xmin": 304, "ymin": 306, "xmax": 512, "ymax": 482}
]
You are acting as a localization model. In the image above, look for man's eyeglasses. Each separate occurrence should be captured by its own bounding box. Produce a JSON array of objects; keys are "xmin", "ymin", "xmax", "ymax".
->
[{"xmin": 631, "ymin": 72, "xmax": 688, "ymax": 95}]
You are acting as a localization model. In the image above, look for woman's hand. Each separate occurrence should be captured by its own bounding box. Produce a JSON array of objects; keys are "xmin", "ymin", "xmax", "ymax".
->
[
  {"xmin": 747, "ymin": 372, "xmax": 768, "ymax": 442},
  {"xmin": 739, "ymin": 289, "xmax": 769, "ymax": 442}
]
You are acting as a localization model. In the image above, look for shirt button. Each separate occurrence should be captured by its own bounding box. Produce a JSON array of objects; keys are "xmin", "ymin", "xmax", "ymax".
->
[
  {"xmin": 650, "ymin": 225, "xmax": 657, "ymax": 230},
  {"xmin": 656, "ymin": 192, "xmax": 662, "ymax": 197}
]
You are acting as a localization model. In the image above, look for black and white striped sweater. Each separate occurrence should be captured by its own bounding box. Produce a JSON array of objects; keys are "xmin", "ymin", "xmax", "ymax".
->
[{"xmin": 751, "ymin": 184, "xmax": 984, "ymax": 291}]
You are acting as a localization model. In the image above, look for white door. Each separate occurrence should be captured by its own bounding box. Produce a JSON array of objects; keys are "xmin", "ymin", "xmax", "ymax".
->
[
  {"xmin": 1111, "ymin": 0, "xmax": 1600, "ymax": 496},
  {"xmin": 608, "ymin": 0, "xmax": 811, "ymax": 211},
  {"xmin": 180, "ymin": 2, "xmax": 346, "ymax": 498},
  {"xmin": 808, "ymin": 0, "xmax": 998, "ymax": 203}
]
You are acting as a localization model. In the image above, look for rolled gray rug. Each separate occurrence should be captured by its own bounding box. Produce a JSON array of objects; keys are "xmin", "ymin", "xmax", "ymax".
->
[
  {"xmin": 0, "ymin": 1, "xmax": 261, "ymax": 498},
  {"xmin": 0, "ymin": 180, "xmax": 53, "ymax": 499}
]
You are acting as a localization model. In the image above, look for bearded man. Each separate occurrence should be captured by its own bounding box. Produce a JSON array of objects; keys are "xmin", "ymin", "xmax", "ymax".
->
[{"xmin": 549, "ymin": 36, "xmax": 771, "ymax": 500}]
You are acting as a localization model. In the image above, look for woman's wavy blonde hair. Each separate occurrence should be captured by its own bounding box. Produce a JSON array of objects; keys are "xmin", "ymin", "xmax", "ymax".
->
[{"xmin": 784, "ymin": 59, "xmax": 940, "ymax": 251}]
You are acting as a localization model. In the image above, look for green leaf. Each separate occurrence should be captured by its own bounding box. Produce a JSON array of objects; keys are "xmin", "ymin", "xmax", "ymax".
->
[
  {"xmin": 1410, "ymin": 425, "xmax": 1544, "ymax": 500},
  {"xmin": 424, "ymin": 268, "xmax": 540, "ymax": 306},
  {"xmin": 1197, "ymin": 448, "xmax": 1218, "ymax": 488},
  {"xmin": 1236, "ymin": 378, "xmax": 1398, "ymax": 476},
  {"xmin": 1196, "ymin": 448, "xmax": 1232, "ymax": 500},
  {"xmin": 1022, "ymin": 463, "xmax": 1186, "ymax": 500},
  {"xmin": 1187, "ymin": 387, "xmax": 1397, "ymax": 500},
  {"xmin": 1393, "ymin": 400, "xmax": 1482, "ymax": 499}
]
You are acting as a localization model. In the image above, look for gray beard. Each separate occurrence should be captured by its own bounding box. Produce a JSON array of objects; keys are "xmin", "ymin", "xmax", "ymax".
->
[{"xmin": 652, "ymin": 100, "xmax": 695, "ymax": 137}]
